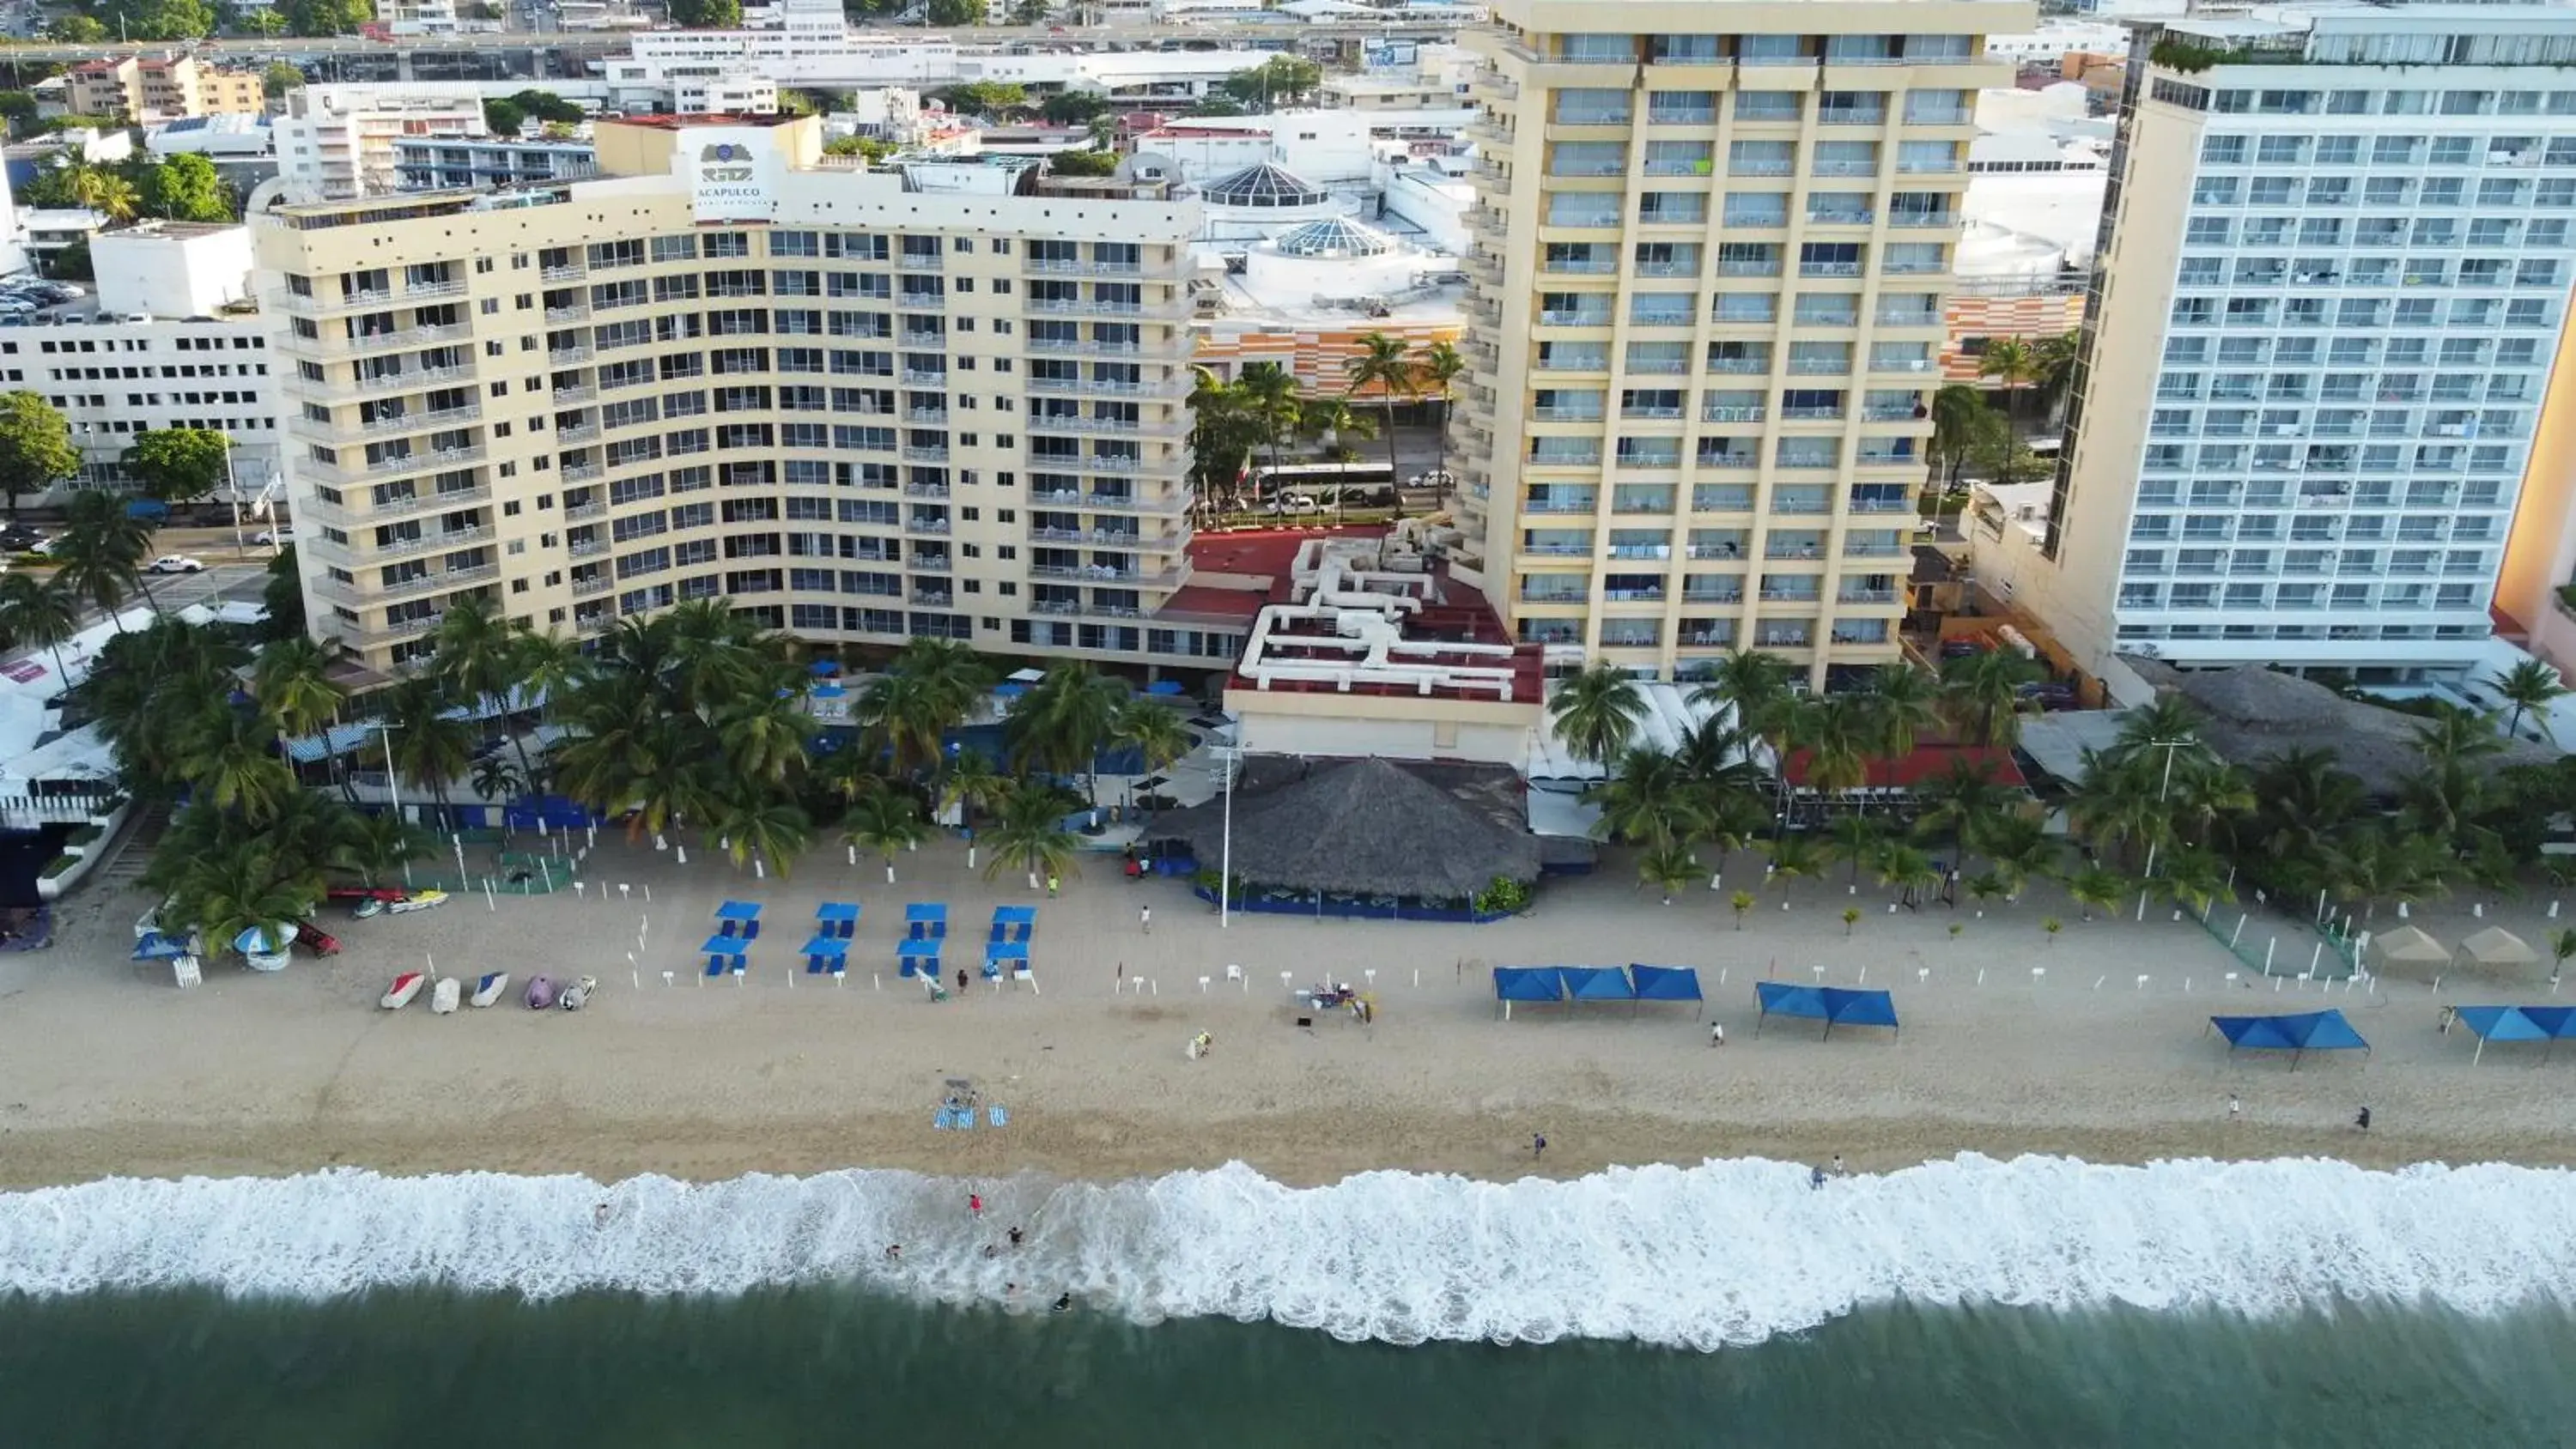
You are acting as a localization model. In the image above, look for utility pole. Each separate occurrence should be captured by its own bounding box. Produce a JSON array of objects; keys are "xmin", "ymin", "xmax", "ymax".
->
[
  {"xmin": 2136, "ymin": 736, "xmax": 2196, "ymax": 919},
  {"xmin": 1210, "ymin": 724, "xmax": 1241, "ymax": 928}
]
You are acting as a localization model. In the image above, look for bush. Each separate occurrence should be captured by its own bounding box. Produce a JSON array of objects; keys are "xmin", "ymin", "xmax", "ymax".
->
[
  {"xmin": 39, "ymin": 853, "xmax": 78, "ymax": 878},
  {"xmin": 2148, "ymin": 37, "xmax": 2232, "ymax": 74},
  {"xmin": 1472, "ymin": 875, "xmax": 1532, "ymax": 916},
  {"xmin": 64, "ymin": 824, "xmax": 102, "ymax": 846}
]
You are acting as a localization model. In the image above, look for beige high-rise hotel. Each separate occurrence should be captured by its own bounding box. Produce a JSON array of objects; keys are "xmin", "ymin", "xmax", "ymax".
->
[
  {"xmin": 251, "ymin": 116, "xmax": 1232, "ymax": 674},
  {"xmin": 1453, "ymin": 1, "xmax": 2029, "ymax": 688}
]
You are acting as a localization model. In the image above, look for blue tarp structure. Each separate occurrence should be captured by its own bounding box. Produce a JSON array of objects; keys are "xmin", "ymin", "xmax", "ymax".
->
[
  {"xmin": 1492, "ymin": 967, "xmax": 1566, "ymax": 1018},
  {"xmin": 898, "ymin": 937, "xmax": 943, "ymax": 978},
  {"xmin": 802, "ymin": 936, "xmax": 849, "ymax": 975},
  {"xmin": 1631, "ymin": 965, "xmax": 1704, "ymax": 1016},
  {"xmin": 702, "ymin": 933, "xmax": 750, "ymax": 977},
  {"xmin": 2451, "ymin": 1005, "xmax": 2576, "ymax": 1063},
  {"xmin": 132, "ymin": 931, "xmax": 190, "ymax": 961},
  {"xmin": 2209, "ymin": 1009, "xmax": 2370, "ymax": 1067},
  {"xmin": 816, "ymin": 901, "xmax": 860, "ymax": 939},
  {"xmin": 991, "ymin": 905, "xmax": 1037, "ymax": 943},
  {"xmin": 1145, "ymin": 679, "xmax": 1185, "ymax": 696},
  {"xmin": 1562, "ymin": 965, "xmax": 1636, "ymax": 1003},
  {"xmin": 985, "ymin": 937, "xmax": 1029, "ymax": 980},
  {"xmin": 1754, "ymin": 982, "xmax": 1900, "ymax": 1040},
  {"xmin": 714, "ymin": 900, "xmax": 762, "ymax": 939},
  {"xmin": 906, "ymin": 903, "xmax": 948, "ymax": 940},
  {"xmin": 809, "ymin": 659, "xmax": 841, "ymax": 676}
]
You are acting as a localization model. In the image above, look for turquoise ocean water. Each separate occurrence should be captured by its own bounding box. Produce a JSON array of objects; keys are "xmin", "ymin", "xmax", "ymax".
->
[{"xmin": 3, "ymin": 1155, "xmax": 2572, "ymax": 1446}]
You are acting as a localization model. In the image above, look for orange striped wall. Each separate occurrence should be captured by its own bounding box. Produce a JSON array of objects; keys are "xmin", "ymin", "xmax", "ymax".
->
[
  {"xmin": 1941, "ymin": 293, "xmax": 2086, "ymax": 383},
  {"xmin": 1192, "ymin": 321, "xmax": 1465, "ymax": 398}
]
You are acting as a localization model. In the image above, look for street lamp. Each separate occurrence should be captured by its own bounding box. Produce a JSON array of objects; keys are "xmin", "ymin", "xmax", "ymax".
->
[
  {"xmin": 2135, "ymin": 736, "xmax": 2200, "ymax": 919},
  {"xmin": 1210, "ymin": 718, "xmax": 1242, "ymax": 929},
  {"xmin": 367, "ymin": 719, "xmax": 413, "ymax": 887}
]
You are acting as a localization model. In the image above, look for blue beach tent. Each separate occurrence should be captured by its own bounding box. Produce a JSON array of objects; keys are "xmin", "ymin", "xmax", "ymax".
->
[
  {"xmin": 1561, "ymin": 965, "xmax": 1636, "ymax": 1006},
  {"xmin": 1753, "ymin": 982, "xmax": 1900, "ymax": 1040},
  {"xmin": 1492, "ymin": 966, "xmax": 1567, "ymax": 1018},
  {"xmin": 2451, "ymin": 1005, "xmax": 2576, "ymax": 1064},
  {"xmin": 898, "ymin": 937, "xmax": 943, "ymax": 979},
  {"xmin": 714, "ymin": 900, "xmax": 762, "ymax": 939},
  {"xmin": 991, "ymin": 905, "xmax": 1037, "ymax": 943},
  {"xmin": 816, "ymin": 901, "xmax": 860, "ymax": 939},
  {"xmin": 1630, "ymin": 965, "xmax": 1704, "ymax": 1016},
  {"xmin": 985, "ymin": 937, "xmax": 1029, "ymax": 981},
  {"xmin": 802, "ymin": 936, "xmax": 850, "ymax": 976},
  {"xmin": 905, "ymin": 902, "xmax": 949, "ymax": 941},
  {"xmin": 2208, "ymin": 1009, "xmax": 2369, "ymax": 1068},
  {"xmin": 702, "ymin": 934, "xmax": 750, "ymax": 978}
]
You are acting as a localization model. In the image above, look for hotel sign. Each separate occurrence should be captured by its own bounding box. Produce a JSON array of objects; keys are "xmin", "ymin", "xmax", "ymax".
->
[{"xmin": 681, "ymin": 126, "xmax": 777, "ymax": 224}]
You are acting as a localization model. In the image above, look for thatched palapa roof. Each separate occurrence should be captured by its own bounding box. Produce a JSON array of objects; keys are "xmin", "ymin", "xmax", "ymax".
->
[
  {"xmin": 1143, "ymin": 757, "xmax": 1542, "ymax": 899},
  {"xmin": 2123, "ymin": 660, "xmax": 2558, "ymax": 796}
]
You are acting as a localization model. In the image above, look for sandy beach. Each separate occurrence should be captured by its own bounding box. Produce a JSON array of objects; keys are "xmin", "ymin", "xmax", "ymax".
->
[{"xmin": 3, "ymin": 832, "xmax": 2573, "ymax": 1191}]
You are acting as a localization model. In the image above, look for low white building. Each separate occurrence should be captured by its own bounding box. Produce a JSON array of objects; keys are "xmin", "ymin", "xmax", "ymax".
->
[
  {"xmin": 145, "ymin": 112, "xmax": 275, "ymax": 161},
  {"xmin": 93, "ymin": 222, "xmax": 257, "ymax": 318},
  {"xmin": 21, "ymin": 209, "xmax": 106, "ymax": 270},
  {"xmin": 0, "ymin": 308, "xmax": 277, "ymax": 493},
  {"xmin": 392, "ymin": 134, "xmax": 598, "ymax": 191}
]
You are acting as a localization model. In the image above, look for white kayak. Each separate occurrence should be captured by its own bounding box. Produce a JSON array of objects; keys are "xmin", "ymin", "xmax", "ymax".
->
[
  {"xmin": 380, "ymin": 972, "xmax": 425, "ymax": 1009},
  {"xmin": 429, "ymin": 977, "xmax": 460, "ymax": 1015},
  {"xmin": 470, "ymin": 972, "xmax": 509, "ymax": 1008}
]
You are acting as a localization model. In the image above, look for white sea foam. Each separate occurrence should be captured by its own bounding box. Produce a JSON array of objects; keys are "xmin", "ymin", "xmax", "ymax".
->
[{"xmin": 2, "ymin": 1155, "xmax": 2570, "ymax": 1349}]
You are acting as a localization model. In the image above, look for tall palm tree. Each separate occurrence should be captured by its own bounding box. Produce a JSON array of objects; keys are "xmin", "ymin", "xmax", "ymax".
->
[
  {"xmin": 984, "ymin": 784, "xmax": 1082, "ymax": 890},
  {"xmin": 1637, "ymin": 840, "xmax": 1698, "ymax": 904},
  {"xmin": 1586, "ymin": 745, "xmax": 1707, "ymax": 846},
  {"xmin": 843, "ymin": 790, "xmax": 927, "ymax": 883},
  {"xmin": 1691, "ymin": 647, "xmax": 1796, "ymax": 817},
  {"xmin": 2066, "ymin": 864, "xmax": 2128, "ymax": 922},
  {"xmin": 717, "ymin": 691, "xmax": 817, "ymax": 791},
  {"xmin": 1912, "ymin": 759, "xmax": 2010, "ymax": 873},
  {"xmin": 1415, "ymin": 338, "xmax": 1467, "ymax": 488},
  {"xmin": 1184, "ymin": 367, "xmax": 1262, "ymax": 513},
  {"xmin": 1873, "ymin": 841, "xmax": 1941, "ymax": 906},
  {"xmin": 1113, "ymin": 697, "xmax": 1191, "ymax": 807},
  {"xmin": 1234, "ymin": 361, "xmax": 1302, "ymax": 485},
  {"xmin": 1344, "ymin": 331, "xmax": 1414, "ymax": 515},
  {"xmin": 2488, "ymin": 658, "xmax": 2567, "ymax": 745},
  {"xmin": 1547, "ymin": 662, "xmax": 1646, "ymax": 767},
  {"xmin": 53, "ymin": 489, "xmax": 157, "ymax": 623},
  {"xmin": 162, "ymin": 846, "xmax": 319, "ymax": 961},
  {"xmin": 1978, "ymin": 809, "xmax": 2060, "ymax": 900},
  {"xmin": 1976, "ymin": 336, "xmax": 2038, "ymax": 416},
  {"xmin": 1788, "ymin": 694, "xmax": 1874, "ymax": 810},
  {"xmin": 251, "ymin": 634, "xmax": 344, "ymax": 744},
  {"xmin": 0, "ymin": 571, "xmax": 78, "ymax": 685},
  {"xmin": 335, "ymin": 803, "xmax": 428, "ymax": 889},
  {"xmin": 1938, "ymin": 647, "xmax": 2041, "ymax": 749},
  {"xmin": 1926, "ymin": 383, "xmax": 1999, "ymax": 493},
  {"xmin": 380, "ymin": 676, "xmax": 476, "ymax": 829},
  {"xmin": 1827, "ymin": 813, "xmax": 1883, "ymax": 890},
  {"xmin": 179, "ymin": 709, "xmax": 298, "ymax": 823},
  {"xmin": 938, "ymin": 747, "xmax": 1012, "ymax": 834},
  {"xmin": 2030, "ymin": 328, "xmax": 2083, "ymax": 423},
  {"xmin": 1296, "ymin": 394, "xmax": 1377, "ymax": 462},
  {"xmin": 1759, "ymin": 831, "xmax": 1823, "ymax": 888},
  {"xmin": 1005, "ymin": 662, "xmax": 1127, "ymax": 806},
  {"xmin": 708, "ymin": 794, "xmax": 812, "ymax": 878},
  {"xmin": 2236, "ymin": 746, "xmax": 2365, "ymax": 894},
  {"xmin": 1863, "ymin": 664, "xmax": 1941, "ymax": 762},
  {"xmin": 856, "ymin": 637, "xmax": 992, "ymax": 778},
  {"xmin": 67, "ymin": 166, "xmax": 138, "ymax": 224}
]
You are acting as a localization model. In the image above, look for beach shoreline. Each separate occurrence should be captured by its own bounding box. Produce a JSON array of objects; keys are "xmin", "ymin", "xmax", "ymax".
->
[{"xmin": 5, "ymin": 835, "xmax": 2573, "ymax": 1193}]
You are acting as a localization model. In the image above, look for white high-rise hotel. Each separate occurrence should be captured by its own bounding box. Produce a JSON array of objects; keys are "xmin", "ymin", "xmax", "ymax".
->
[{"xmin": 2002, "ymin": 3, "xmax": 2576, "ymax": 681}]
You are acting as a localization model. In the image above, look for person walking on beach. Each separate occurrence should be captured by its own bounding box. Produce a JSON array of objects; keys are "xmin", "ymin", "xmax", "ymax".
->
[
  {"xmin": 1139, "ymin": 903, "xmax": 1152, "ymax": 934},
  {"xmin": 969, "ymin": 1192, "xmax": 984, "ymax": 1218},
  {"xmin": 1008, "ymin": 1225, "xmax": 1024, "ymax": 1248},
  {"xmin": 2228, "ymin": 1094, "xmax": 2242, "ymax": 1122},
  {"xmin": 1047, "ymin": 873, "xmax": 1060, "ymax": 900},
  {"xmin": 1710, "ymin": 1022, "xmax": 1725, "ymax": 1048},
  {"xmin": 1832, "ymin": 1155, "xmax": 1846, "ymax": 1178},
  {"xmin": 1531, "ymin": 1132, "xmax": 1547, "ymax": 1161},
  {"xmin": 2355, "ymin": 1105, "xmax": 2372, "ymax": 1132},
  {"xmin": 956, "ymin": 967, "xmax": 969, "ymax": 996},
  {"xmin": 1809, "ymin": 1165, "xmax": 1827, "ymax": 1191}
]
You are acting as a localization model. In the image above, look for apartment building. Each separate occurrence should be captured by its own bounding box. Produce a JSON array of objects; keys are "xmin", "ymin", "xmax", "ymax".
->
[
  {"xmin": 1984, "ymin": 5, "xmax": 2576, "ymax": 683},
  {"xmin": 392, "ymin": 135, "xmax": 599, "ymax": 191},
  {"xmin": 275, "ymin": 84, "xmax": 490, "ymax": 202},
  {"xmin": 252, "ymin": 115, "xmax": 1214, "ymax": 674},
  {"xmin": 1453, "ymin": 0, "xmax": 2027, "ymax": 688},
  {"xmin": 66, "ymin": 55, "xmax": 264, "ymax": 125}
]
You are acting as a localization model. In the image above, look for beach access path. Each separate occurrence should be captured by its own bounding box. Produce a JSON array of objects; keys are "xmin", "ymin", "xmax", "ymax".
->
[{"xmin": 2, "ymin": 834, "xmax": 2571, "ymax": 1189}]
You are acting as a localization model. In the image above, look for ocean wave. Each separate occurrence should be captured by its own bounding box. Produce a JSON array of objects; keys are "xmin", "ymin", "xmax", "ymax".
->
[{"xmin": 2, "ymin": 1155, "xmax": 2571, "ymax": 1349}]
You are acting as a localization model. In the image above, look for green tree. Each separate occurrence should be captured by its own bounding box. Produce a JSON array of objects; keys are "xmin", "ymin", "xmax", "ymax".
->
[
  {"xmin": 1927, "ymin": 382, "xmax": 2002, "ymax": 492},
  {"xmin": 381, "ymin": 676, "xmax": 477, "ymax": 830},
  {"xmin": 249, "ymin": 634, "xmax": 344, "ymax": 743},
  {"xmin": 161, "ymin": 846, "xmax": 320, "ymax": 961},
  {"xmin": 2066, "ymin": 864, "xmax": 2128, "ymax": 922},
  {"xmin": 0, "ymin": 572, "xmax": 78, "ymax": 684},
  {"xmin": 69, "ymin": 166, "xmax": 140, "ymax": 224},
  {"xmin": 2030, "ymin": 328, "xmax": 2083, "ymax": 421},
  {"xmin": 260, "ymin": 543, "xmax": 307, "ymax": 641},
  {"xmin": 664, "ymin": 0, "xmax": 741, "ymax": 21},
  {"xmin": 261, "ymin": 62, "xmax": 306, "ymax": 101},
  {"xmin": 179, "ymin": 707, "xmax": 298, "ymax": 822},
  {"xmin": 1415, "ymin": 339, "xmax": 1466, "ymax": 486},
  {"xmin": 1975, "ymin": 336, "xmax": 2038, "ymax": 415},
  {"xmin": 1638, "ymin": 840, "xmax": 1698, "ymax": 905},
  {"xmin": 1938, "ymin": 646, "xmax": 2041, "ymax": 749},
  {"xmin": 1343, "ymin": 330, "xmax": 1413, "ymax": 518},
  {"xmin": 240, "ymin": 8, "xmax": 289, "ymax": 35},
  {"xmin": 1183, "ymin": 367, "xmax": 1264, "ymax": 513},
  {"xmin": 925, "ymin": 0, "xmax": 980, "ymax": 24},
  {"xmin": 0, "ymin": 92, "xmax": 38, "ymax": 137},
  {"xmin": 1113, "ymin": 698, "xmax": 1191, "ymax": 785},
  {"xmin": 708, "ymin": 795, "xmax": 811, "ymax": 877},
  {"xmin": 45, "ymin": 242, "xmax": 92, "ymax": 283},
  {"xmin": 1004, "ymin": 661, "xmax": 1126, "ymax": 805},
  {"xmin": 1009, "ymin": 0, "xmax": 1049, "ymax": 22},
  {"xmin": 1047, "ymin": 148, "xmax": 1118, "ymax": 178},
  {"xmin": 1219, "ymin": 56, "xmax": 1322, "ymax": 109},
  {"xmin": 2488, "ymin": 658, "xmax": 2567, "ymax": 745},
  {"xmin": 1040, "ymin": 91, "xmax": 1107, "ymax": 125},
  {"xmin": 0, "ymin": 391, "xmax": 78, "ymax": 520},
  {"xmin": 935, "ymin": 81, "xmax": 1026, "ymax": 117},
  {"xmin": 823, "ymin": 135, "xmax": 894, "ymax": 162},
  {"xmin": 507, "ymin": 89, "xmax": 586, "ymax": 124},
  {"xmin": 843, "ymin": 790, "xmax": 927, "ymax": 883},
  {"xmin": 1586, "ymin": 745, "xmax": 1707, "ymax": 848},
  {"xmin": 98, "ymin": 0, "xmax": 218, "ymax": 39},
  {"xmin": 985, "ymin": 783, "xmax": 1081, "ymax": 890},
  {"xmin": 46, "ymin": 15, "xmax": 106, "ymax": 40},
  {"xmin": 483, "ymin": 98, "xmax": 526, "ymax": 136},
  {"xmin": 1546, "ymin": 662, "xmax": 1645, "ymax": 767},
  {"xmin": 121, "ymin": 426, "xmax": 232, "ymax": 502}
]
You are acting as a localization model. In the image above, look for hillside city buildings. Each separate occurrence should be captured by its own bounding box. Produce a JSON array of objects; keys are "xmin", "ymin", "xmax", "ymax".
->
[
  {"xmin": 64, "ymin": 54, "xmax": 265, "ymax": 125},
  {"xmin": 1449, "ymin": 0, "xmax": 2032, "ymax": 688}
]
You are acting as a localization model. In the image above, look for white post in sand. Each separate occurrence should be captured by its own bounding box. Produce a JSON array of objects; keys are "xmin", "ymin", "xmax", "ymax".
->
[
  {"xmin": 2136, "ymin": 975, "xmax": 2149, "ymax": 991},
  {"xmin": 676, "ymin": 846, "xmax": 688, "ymax": 866},
  {"xmin": 1279, "ymin": 970, "xmax": 1292, "ymax": 996},
  {"xmin": 2308, "ymin": 942, "xmax": 2323, "ymax": 975},
  {"xmin": 2264, "ymin": 938, "xmax": 2277, "ymax": 974},
  {"xmin": 575, "ymin": 882, "xmax": 586, "ymax": 901},
  {"xmin": 620, "ymin": 883, "xmax": 630, "ymax": 902},
  {"xmin": 425, "ymin": 951, "xmax": 436, "ymax": 985},
  {"xmin": 453, "ymin": 836, "xmax": 466, "ymax": 881},
  {"xmin": 483, "ymin": 881, "xmax": 495, "ymax": 912},
  {"xmin": 1199, "ymin": 976, "xmax": 1209, "ymax": 992},
  {"xmin": 848, "ymin": 845, "xmax": 856, "ymax": 867},
  {"xmin": 2229, "ymin": 915, "xmax": 2246, "ymax": 949}
]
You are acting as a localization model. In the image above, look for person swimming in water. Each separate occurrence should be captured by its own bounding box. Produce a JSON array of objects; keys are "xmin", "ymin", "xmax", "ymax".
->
[
  {"xmin": 1051, "ymin": 1293, "xmax": 1072, "ymax": 1313},
  {"xmin": 1007, "ymin": 1225, "xmax": 1024, "ymax": 1247}
]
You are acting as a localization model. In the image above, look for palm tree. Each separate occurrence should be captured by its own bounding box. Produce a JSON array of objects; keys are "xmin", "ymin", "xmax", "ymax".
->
[
  {"xmin": 2488, "ymin": 658, "xmax": 2567, "ymax": 745},
  {"xmin": 1692, "ymin": 647, "xmax": 1797, "ymax": 820},
  {"xmin": 1978, "ymin": 810, "xmax": 2059, "ymax": 900},
  {"xmin": 380, "ymin": 676, "xmax": 476, "ymax": 829},
  {"xmin": 1113, "ymin": 697, "xmax": 1192, "ymax": 791},
  {"xmin": 1637, "ymin": 840, "xmax": 1698, "ymax": 904},
  {"xmin": 68, "ymin": 166, "xmax": 138, "ymax": 224},
  {"xmin": 470, "ymin": 752, "xmax": 529, "ymax": 808},
  {"xmin": 1788, "ymin": 694, "xmax": 1874, "ymax": 810},
  {"xmin": 179, "ymin": 708, "xmax": 298, "ymax": 823},
  {"xmin": 1976, "ymin": 336, "xmax": 2038, "ymax": 415},
  {"xmin": 52, "ymin": 490, "xmax": 155, "ymax": 624},
  {"xmin": 709, "ymin": 794, "xmax": 812, "ymax": 878},
  {"xmin": 1005, "ymin": 662, "xmax": 1127, "ymax": 806},
  {"xmin": 1926, "ymin": 383, "xmax": 2000, "ymax": 493},
  {"xmin": 1415, "ymin": 338, "xmax": 1467, "ymax": 487},
  {"xmin": 855, "ymin": 637, "xmax": 992, "ymax": 778},
  {"xmin": 1874, "ymin": 841, "xmax": 1940, "ymax": 906},
  {"xmin": 1234, "ymin": 361, "xmax": 1302, "ymax": 484},
  {"xmin": 1911, "ymin": 759, "xmax": 2009, "ymax": 872},
  {"xmin": 984, "ymin": 784, "xmax": 1082, "ymax": 890},
  {"xmin": 2029, "ymin": 328, "xmax": 2084, "ymax": 423},
  {"xmin": 843, "ymin": 790, "xmax": 927, "ymax": 883},
  {"xmin": 1760, "ymin": 832, "xmax": 1822, "ymax": 888},
  {"xmin": 0, "ymin": 571, "xmax": 78, "ymax": 685},
  {"xmin": 2154, "ymin": 846, "xmax": 2233, "ymax": 918},
  {"xmin": 1343, "ymin": 330, "xmax": 1414, "ymax": 513},
  {"xmin": 163, "ymin": 847, "xmax": 319, "ymax": 961},
  {"xmin": 432, "ymin": 595, "xmax": 542, "ymax": 786},
  {"xmin": 1296, "ymin": 393, "xmax": 1377, "ymax": 462},
  {"xmin": 1826, "ymin": 813, "xmax": 1882, "ymax": 891},
  {"xmin": 1587, "ymin": 745, "xmax": 1706, "ymax": 847},
  {"xmin": 336, "ymin": 805, "xmax": 428, "ymax": 889},
  {"xmin": 1938, "ymin": 648, "xmax": 2041, "ymax": 749},
  {"xmin": 1184, "ymin": 367, "xmax": 1263, "ymax": 514},
  {"xmin": 2066, "ymin": 864, "xmax": 2128, "ymax": 922},
  {"xmin": 1965, "ymin": 871, "xmax": 2008, "ymax": 913},
  {"xmin": 1548, "ymin": 663, "xmax": 1646, "ymax": 767},
  {"xmin": 1862, "ymin": 664, "xmax": 1941, "ymax": 762},
  {"xmin": 251, "ymin": 635, "xmax": 344, "ymax": 743},
  {"xmin": 938, "ymin": 747, "xmax": 1012, "ymax": 834},
  {"xmin": 718, "ymin": 691, "xmax": 817, "ymax": 791}
]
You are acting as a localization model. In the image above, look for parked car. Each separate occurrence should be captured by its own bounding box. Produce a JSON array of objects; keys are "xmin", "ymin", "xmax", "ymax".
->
[
  {"xmin": 253, "ymin": 526, "xmax": 295, "ymax": 546},
  {"xmin": 146, "ymin": 554, "xmax": 205, "ymax": 573}
]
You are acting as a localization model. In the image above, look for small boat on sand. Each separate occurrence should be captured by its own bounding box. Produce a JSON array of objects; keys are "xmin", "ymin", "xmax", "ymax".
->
[
  {"xmin": 525, "ymin": 975, "xmax": 556, "ymax": 1009},
  {"xmin": 380, "ymin": 972, "xmax": 425, "ymax": 1009},
  {"xmin": 470, "ymin": 972, "xmax": 509, "ymax": 1008},
  {"xmin": 429, "ymin": 978, "xmax": 460, "ymax": 1014}
]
